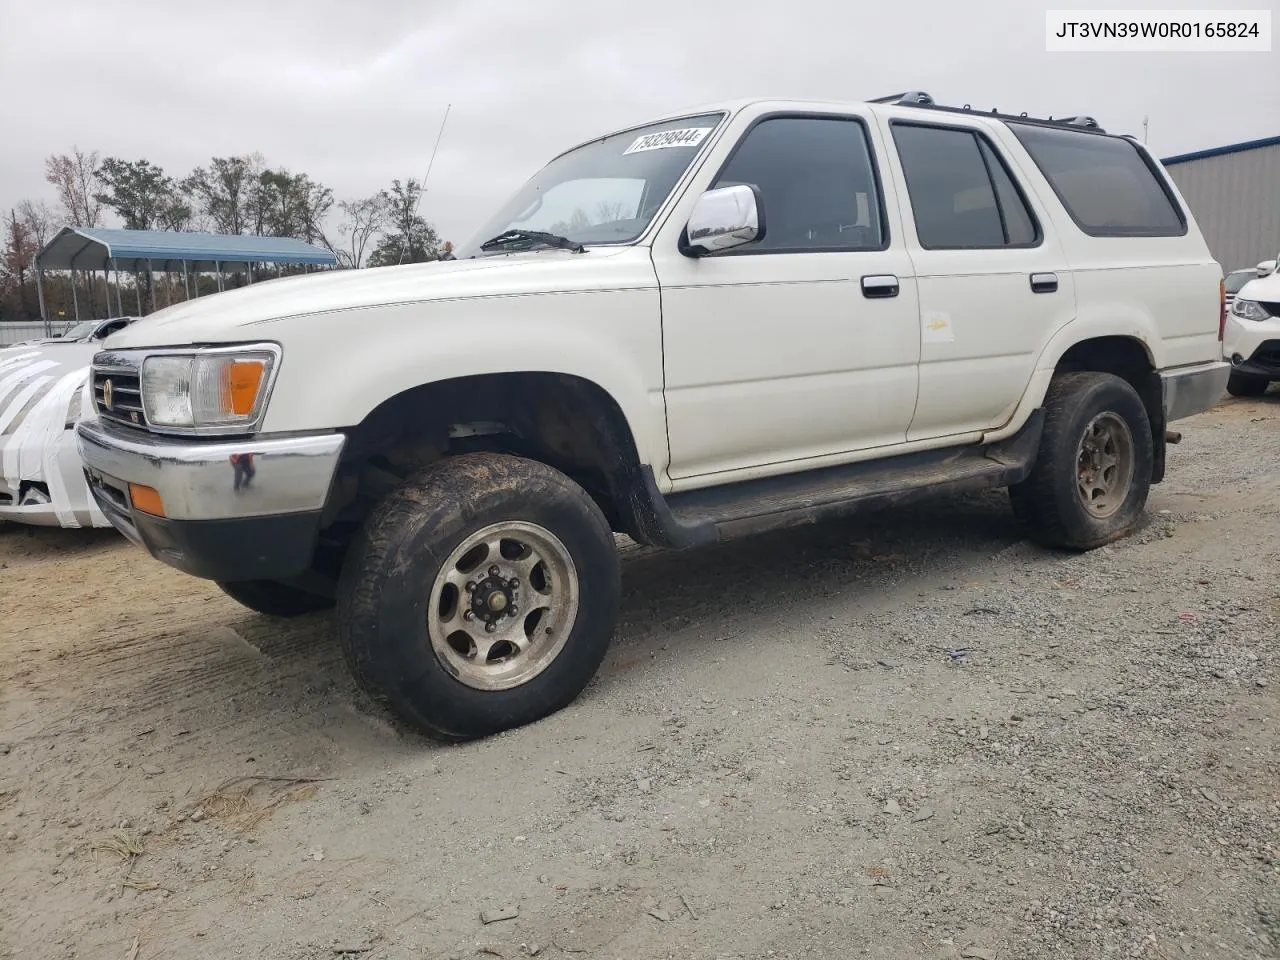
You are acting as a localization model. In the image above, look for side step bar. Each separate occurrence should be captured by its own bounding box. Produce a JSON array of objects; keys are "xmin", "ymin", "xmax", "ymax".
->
[{"xmin": 644, "ymin": 410, "xmax": 1045, "ymax": 548}]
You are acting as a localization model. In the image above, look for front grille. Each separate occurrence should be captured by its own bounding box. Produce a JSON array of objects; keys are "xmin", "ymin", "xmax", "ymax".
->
[
  {"xmin": 1259, "ymin": 301, "xmax": 1280, "ymax": 318},
  {"xmin": 84, "ymin": 469, "xmax": 141, "ymax": 543},
  {"xmin": 92, "ymin": 366, "xmax": 146, "ymax": 428},
  {"xmin": 1251, "ymin": 340, "xmax": 1280, "ymax": 368}
]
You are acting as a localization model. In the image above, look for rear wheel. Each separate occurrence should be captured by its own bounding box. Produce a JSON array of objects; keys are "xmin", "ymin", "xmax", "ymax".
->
[
  {"xmin": 336, "ymin": 452, "xmax": 620, "ymax": 741},
  {"xmin": 1009, "ymin": 372, "xmax": 1153, "ymax": 550},
  {"xmin": 216, "ymin": 579, "xmax": 334, "ymax": 618},
  {"xmin": 1226, "ymin": 372, "xmax": 1269, "ymax": 397}
]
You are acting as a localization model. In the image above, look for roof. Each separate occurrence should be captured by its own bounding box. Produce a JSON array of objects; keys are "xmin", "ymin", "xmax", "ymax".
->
[
  {"xmin": 36, "ymin": 227, "xmax": 337, "ymax": 273},
  {"xmin": 1161, "ymin": 134, "xmax": 1280, "ymax": 166}
]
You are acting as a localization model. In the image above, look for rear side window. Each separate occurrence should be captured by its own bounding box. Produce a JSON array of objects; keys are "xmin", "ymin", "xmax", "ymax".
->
[
  {"xmin": 978, "ymin": 139, "xmax": 1038, "ymax": 245},
  {"xmin": 1009, "ymin": 123, "xmax": 1186, "ymax": 237},
  {"xmin": 891, "ymin": 123, "xmax": 1040, "ymax": 249}
]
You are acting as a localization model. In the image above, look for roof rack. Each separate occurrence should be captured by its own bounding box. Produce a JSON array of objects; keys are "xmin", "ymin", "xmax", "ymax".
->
[
  {"xmin": 867, "ymin": 91, "xmax": 935, "ymax": 105},
  {"xmin": 866, "ymin": 91, "xmax": 1106, "ymax": 134}
]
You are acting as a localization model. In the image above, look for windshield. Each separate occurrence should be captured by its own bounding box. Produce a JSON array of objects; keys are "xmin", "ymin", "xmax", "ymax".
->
[
  {"xmin": 1225, "ymin": 270, "xmax": 1256, "ymax": 294},
  {"xmin": 60, "ymin": 321, "xmax": 98, "ymax": 339},
  {"xmin": 462, "ymin": 113, "xmax": 725, "ymax": 256}
]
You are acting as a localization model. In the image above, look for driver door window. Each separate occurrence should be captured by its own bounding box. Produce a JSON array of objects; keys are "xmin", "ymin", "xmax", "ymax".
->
[{"xmin": 709, "ymin": 117, "xmax": 885, "ymax": 253}]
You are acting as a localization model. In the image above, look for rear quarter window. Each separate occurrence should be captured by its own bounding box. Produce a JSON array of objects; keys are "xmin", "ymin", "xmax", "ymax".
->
[{"xmin": 1009, "ymin": 123, "xmax": 1187, "ymax": 238}]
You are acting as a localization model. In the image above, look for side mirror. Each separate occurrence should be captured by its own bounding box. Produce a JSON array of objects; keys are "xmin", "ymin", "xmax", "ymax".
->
[
  {"xmin": 683, "ymin": 184, "xmax": 763, "ymax": 256},
  {"xmin": 1257, "ymin": 259, "xmax": 1277, "ymax": 277}
]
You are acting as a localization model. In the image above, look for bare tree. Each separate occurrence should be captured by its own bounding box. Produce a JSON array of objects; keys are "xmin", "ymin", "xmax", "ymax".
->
[
  {"xmin": 17, "ymin": 199, "xmax": 57, "ymax": 248},
  {"xmin": 2, "ymin": 208, "xmax": 38, "ymax": 317},
  {"xmin": 595, "ymin": 200, "xmax": 625, "ymax": 223},
  {"xmin": 550, "ymin": 208, "xmax": 592, "ymax": 236},
  {"xmin": 45, "ymin": 148, "xmax": 103, "ymax": 227},
  {"xmin": 44, "ymin": 149, "xmax": 104, "ymax": 315},
  {"xmin": 336, "ymin": 193, "xmax": 387, "ymax": 268},
  {"xmin": 185, "ymin": 209, "xmax": 213, "ymax": 233}
]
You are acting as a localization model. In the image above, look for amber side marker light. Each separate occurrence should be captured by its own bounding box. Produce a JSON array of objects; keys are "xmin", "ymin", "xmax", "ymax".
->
[
  {"xmin": 225, "ymin": 359, "xmax": 267, "ymax": 417},
  {"xmin": 1219, "ymin": 279, "xmax": 1226, "ymax": 341},
  {"xmin": 129, "ymin": 484, "xmax": 165, "ymax": 517}
]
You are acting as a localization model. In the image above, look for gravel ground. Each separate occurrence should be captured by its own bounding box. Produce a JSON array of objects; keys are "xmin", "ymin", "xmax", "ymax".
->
[{"xmin": 1, "ymin": 395, "xmax": 1277, "ymax": 960}]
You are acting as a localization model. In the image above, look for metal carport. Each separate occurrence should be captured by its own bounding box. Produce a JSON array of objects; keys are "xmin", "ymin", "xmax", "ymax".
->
[{"xmin": 33, "ymin": 227, "xmax": 338, "ymax": 332}]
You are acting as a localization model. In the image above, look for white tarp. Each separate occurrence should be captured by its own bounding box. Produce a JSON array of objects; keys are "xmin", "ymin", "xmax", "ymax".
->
[{"xmin": 0, "ymin": 340, "xmax": 109, "ymax": 529}]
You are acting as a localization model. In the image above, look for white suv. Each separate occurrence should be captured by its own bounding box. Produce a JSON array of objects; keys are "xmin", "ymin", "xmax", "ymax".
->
[
  {"xmin": 1223, "ymin": 255, "xmax": 1280, "ymax": 396},
  {"xmin": 77, "ymin": 92, "xmax": 1228, "ymax": 740}
]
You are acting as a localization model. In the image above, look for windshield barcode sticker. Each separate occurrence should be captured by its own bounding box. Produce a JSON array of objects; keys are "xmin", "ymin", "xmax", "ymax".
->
[{"xmin": 623, "ymin": 127, "xmax": 712, "ymax": 154}]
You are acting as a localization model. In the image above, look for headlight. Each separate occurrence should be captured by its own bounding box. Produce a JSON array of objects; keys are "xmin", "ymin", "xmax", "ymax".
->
[
  {"xmin": 1230, "ymin": 299, "xmax": 1272, "ymax": 322},
  {"xmin": 64, "ymin": 381, "xmax": 85, "ymax": 429},
  {"xmin": 141, "ymin": 347, "xmax": 278, "ymax": 432}
]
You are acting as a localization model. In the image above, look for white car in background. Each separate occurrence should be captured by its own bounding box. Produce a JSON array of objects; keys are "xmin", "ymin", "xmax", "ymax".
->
[
  {"xmin": 8, "ymin": 315, "xmax": 136, "ymax": 349},
  {"xmin": 0, "ymin": 316, "xmax": 137, "ymax": 527},
  {"xmin": 1225, "ymin": 267, "xmax": 1261, "ymax": 305},
  {"xmin": 1223, "ymin": 255, "xmax": 1280, "ymax": 397}
]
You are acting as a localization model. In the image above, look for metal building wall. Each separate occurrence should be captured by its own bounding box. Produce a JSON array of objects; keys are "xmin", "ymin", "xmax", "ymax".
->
[{"xmin": 1164, "ymin": 143, "xmax": 1280, "ymax": 272}]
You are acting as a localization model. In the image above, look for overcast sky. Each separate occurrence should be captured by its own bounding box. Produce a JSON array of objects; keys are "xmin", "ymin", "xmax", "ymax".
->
[{"xmin": 0, "ymin": 0, "xmax": 1275, "ymax": 247}]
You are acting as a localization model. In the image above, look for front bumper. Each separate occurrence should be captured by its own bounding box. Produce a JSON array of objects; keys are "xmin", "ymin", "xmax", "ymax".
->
[
  {"xmin": 75, "ymin": 418, "xmax": 345, "ymax": 580},
  {"xmin": 1161, "ymin": 360, "xmax": 1229, "ymax": 422},
  {"xmin": 1223, "ymin": 313, "xmax": 1280, "ymax": 378},
  {"xmin": 1227, "ymin": 340, "xmax": 1280, "ymax": 380},
  {"xmin": 0, "ymin": 428, "xmax": 113, "ymax": 529}
]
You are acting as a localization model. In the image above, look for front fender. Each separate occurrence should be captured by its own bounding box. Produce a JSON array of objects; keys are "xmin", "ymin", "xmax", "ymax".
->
[{"xmin": 257, "ymin": 290, "xmax": 669, "ymax": 468}]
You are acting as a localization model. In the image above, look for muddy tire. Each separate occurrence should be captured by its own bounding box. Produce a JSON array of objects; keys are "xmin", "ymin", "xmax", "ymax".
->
[
  {"xmin": 216, "ymin": 579, "xmax": 334, "ymax": 618},
  {"xmin": 1226, "ymin": 373, "xmax": 1269, "ymax": 398},
  {"xmin": 1009, "ymin": 372, "xmax": 1153, "ymax": 550},
  {"xmin": 336, "ymin": 452, "xmax": 620, "ymax": 741}
]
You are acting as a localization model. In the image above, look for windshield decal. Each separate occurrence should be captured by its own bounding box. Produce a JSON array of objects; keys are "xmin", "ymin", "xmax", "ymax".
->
[{"xmin": 622, "ymin": 127, "xmax": 712, "ymax": 155}]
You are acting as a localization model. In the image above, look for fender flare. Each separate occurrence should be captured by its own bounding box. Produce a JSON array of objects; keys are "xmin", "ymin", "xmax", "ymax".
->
[{"xmin": 984, "ymin": 317, "xmax": 1162, "ymax": 444}]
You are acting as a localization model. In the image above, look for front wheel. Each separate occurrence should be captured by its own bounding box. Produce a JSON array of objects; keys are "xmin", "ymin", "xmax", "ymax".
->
[
  {"xmin": 1009, "ymin": 371, "xmax": 1153, "ymax": 550},
  {"xmin": 336, "ymin": 452, "xmax": 620, "ymax": 741},
  {"xmin": 1226, "ymin": 372, "xmax": 1269, "ymax": 398}
]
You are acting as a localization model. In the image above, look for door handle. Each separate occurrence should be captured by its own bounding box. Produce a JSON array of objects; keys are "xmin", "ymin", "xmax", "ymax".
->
[
  {"xmin": 861, "ymin": 274, "xmax": 899, "ymax": 299},
  {"xmin": 1030, "ymin": 272, "xmax": 1058, "ymax": 294}
]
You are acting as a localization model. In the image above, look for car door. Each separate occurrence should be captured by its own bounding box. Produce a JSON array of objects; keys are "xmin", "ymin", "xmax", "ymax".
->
[
  {"xmin": 652, "ymin": 111, "xmax": 921, "ymax": 483},
  {"xmin": 877, "ymin": 117, "xmax": 1077, "ymax": 441}
]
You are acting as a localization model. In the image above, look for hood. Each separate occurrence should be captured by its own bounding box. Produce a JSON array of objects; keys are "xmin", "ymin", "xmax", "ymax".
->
[
  {"xmin": 104, "ymin": 246, "xmax": 650, "ymax": 348},
  {"xmin": 1234, "ymin": 272, "xmax": 1280, "ymax": 304}
]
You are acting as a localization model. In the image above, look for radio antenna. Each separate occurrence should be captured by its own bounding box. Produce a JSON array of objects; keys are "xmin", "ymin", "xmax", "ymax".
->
[{"xmin": 399, "ymin": 103, "xmax": 451, "ymax": 265}]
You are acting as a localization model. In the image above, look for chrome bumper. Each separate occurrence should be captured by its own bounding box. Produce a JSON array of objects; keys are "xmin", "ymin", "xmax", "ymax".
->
[
  {"xmin": 75, "ymin": 418, "xmax": 346, "ymax": 525},
  {"xmin": 1161, "ymin": 360, "xmax": 1229, "ymax": 422}
]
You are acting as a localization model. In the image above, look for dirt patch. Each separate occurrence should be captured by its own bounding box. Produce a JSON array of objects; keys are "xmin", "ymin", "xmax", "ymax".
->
[{"xmin": 1, "ymin": 396, "xmax": 1278, "ymax": 960}]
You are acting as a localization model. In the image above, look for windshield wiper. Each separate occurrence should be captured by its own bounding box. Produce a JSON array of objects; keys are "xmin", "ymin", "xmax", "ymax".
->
[{"xmin": 478, "ymin": 229, "xmax": 586, "ymax": 254}]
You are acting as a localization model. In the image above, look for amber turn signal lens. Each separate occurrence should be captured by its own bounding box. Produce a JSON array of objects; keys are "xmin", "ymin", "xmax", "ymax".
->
[
  {"xmin": 1218, "ymin": 279, "xmax": 1226, "ymax": 341},
  {"xmin": 129, "ymin": 483, "xmax": 165, "ymax": 517},
  {"xmin": 224, "ymin": 359, "xmax": 266, "ymax": 416},
  {"xmin": 221, "ymin": 359, "xmax": 266, "ymax": 416}
]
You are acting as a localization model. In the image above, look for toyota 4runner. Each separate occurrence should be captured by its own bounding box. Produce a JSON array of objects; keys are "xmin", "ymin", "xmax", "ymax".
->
[{"xmin": 77, "ymin": 92, "xmax": 1229, "ymax": 740}]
